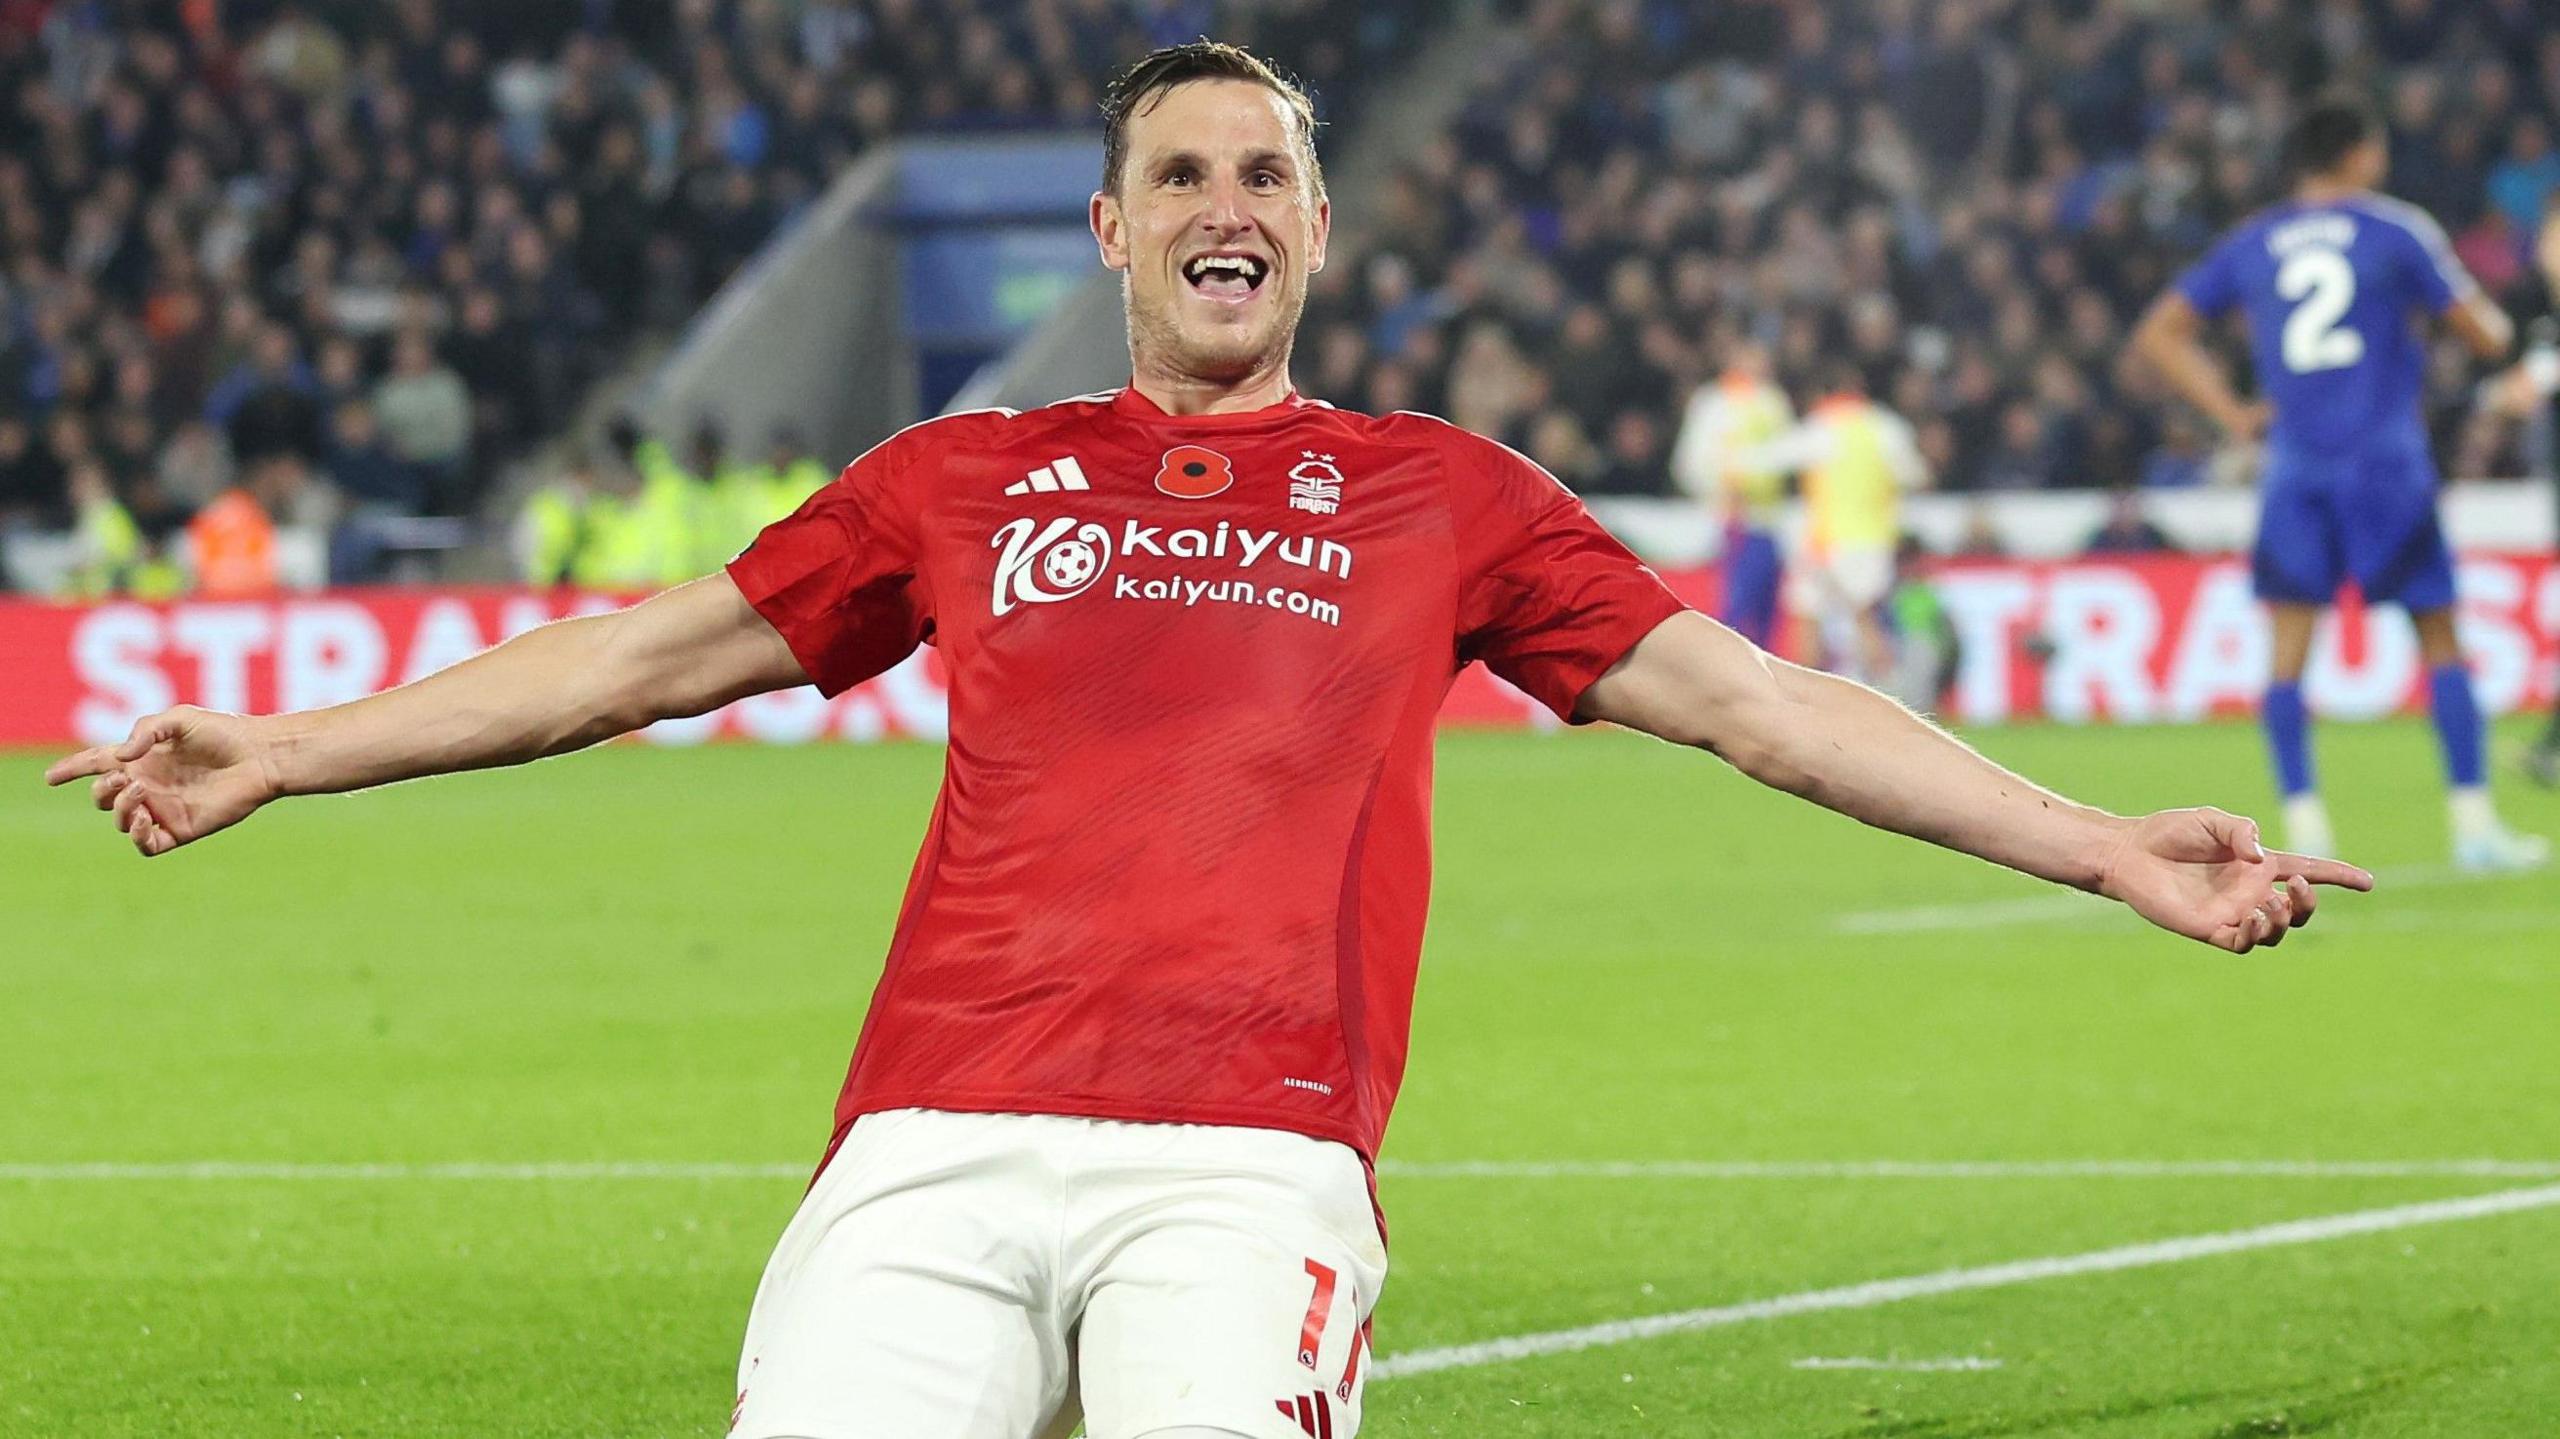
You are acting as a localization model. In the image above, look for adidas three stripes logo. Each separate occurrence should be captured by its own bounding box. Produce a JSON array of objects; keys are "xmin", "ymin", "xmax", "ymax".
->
[{"xmin": 1003, "ymin": 457, "xmax": 1091, "ymax": 496}]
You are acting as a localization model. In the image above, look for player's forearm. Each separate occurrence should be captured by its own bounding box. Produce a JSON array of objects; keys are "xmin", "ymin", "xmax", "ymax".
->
[
  {"xmin": 2132, "ymin": 329, "xmax": 2252, "ymax": 436},
  {"xmin": 2450, "ymin": 294, "xmax": 2514, "ymax": 360},
  {"xmin": 1720, "ymin": 662, "xmax": 2133, "ymax": 892},
  {"xmin": 1587, "ymin": 616, "xmax": 2138, "ymax": 891},
  {"xmin": 249, "ymin": 576, "xmax": 801, "ymax": 800},
  {"xmin": 260, "ymin": 611, "xmax": 662, "ymax": 796}
]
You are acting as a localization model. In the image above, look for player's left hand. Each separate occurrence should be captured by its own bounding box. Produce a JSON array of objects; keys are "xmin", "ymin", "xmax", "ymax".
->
[{"xmin": 2096, "ymin": 807, "xmax": 2373, "ymax": 953}]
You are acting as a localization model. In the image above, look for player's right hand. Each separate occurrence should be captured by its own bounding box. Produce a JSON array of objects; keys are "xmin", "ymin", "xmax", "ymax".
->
[
  {"xmin": 43, "ymin": 706, "xmax": 281, "ymax": 858},
  {"xmin": 2096, "ymin": 806, "xmax": 2372, "ymax": 954}
]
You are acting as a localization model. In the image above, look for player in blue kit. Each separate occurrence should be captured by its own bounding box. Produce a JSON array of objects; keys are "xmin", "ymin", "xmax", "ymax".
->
[{"xmin": 2133, "ymin": 93, "xmax": 2546, "ymax": 872}]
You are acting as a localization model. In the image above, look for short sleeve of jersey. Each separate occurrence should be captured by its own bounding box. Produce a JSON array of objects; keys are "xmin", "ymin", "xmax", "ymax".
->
[
  {"xmin": 2390, "ymin": 208, "xmax": 2472, "ymax": 314},
  {"xmin": 2175, "ymin": 231, "xmax": 2243, "ymax": 318},
  {"xmin": 1446, "ymin": 428, "xmax": 1689, "ymax": 721},
  {"xmin": 725, "ymin": 423, "xmax": 934, "ymax": 696}
]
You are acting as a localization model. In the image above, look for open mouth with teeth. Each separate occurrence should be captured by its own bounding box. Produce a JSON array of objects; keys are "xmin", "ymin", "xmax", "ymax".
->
[{"xmin": 1181, "ymin": 253, "xmax": 1270, "ymax": 304}]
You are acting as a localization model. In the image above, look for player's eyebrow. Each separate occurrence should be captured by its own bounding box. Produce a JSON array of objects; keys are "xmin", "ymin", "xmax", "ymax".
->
[{"xmin": 1148, "ymin": 148, "xmax": 1295, "ymax": 177}]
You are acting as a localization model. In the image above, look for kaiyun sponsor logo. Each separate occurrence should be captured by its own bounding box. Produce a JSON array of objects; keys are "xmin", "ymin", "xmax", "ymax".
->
[
  {"xmin": 1110, "ymin": 574, "xmax": 1343, "ymax": 628},
  {"xmin": 989, "ymin": 516, "xmax": 1352, "ymax": 622},
  {"xmin": 989, "ymin": 517, "xmax": 1116, "ymax": 616}
]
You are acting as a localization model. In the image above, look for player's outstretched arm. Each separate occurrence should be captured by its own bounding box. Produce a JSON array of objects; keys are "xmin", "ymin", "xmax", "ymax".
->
[
  {"xmin": 42, "ymin": 574, "xmax": 809, "ymax": 857},
  {"xmin": 1578, "ymin": 612, "xmax": 2374, "ymax": 953}
]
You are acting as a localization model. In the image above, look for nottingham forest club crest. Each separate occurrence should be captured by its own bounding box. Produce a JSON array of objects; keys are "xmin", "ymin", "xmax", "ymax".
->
[{"xmin": 1289, "ymin": 452, "xmax": 1345, "ymax": 516}]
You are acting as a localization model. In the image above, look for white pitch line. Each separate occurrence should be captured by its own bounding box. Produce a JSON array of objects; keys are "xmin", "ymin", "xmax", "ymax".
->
[
  {"xmin": 1370, "ymin": 1180, "xmax": 2560, "ymax": 1380},
  {"xmin": 0, "ymin": 1161, "xmax": 807, "ymax": 1181},
  {"xmin": 1832, "ymin": 891, "xmax": 2109, "ymax": 934},
  {"xmin": 1375, "ymin": 1158, "xmax": 2560, "ymax": 1180},
  {"xmin": 9, "ymin": 1158, "xmax": 2560, "ymax": 1182},
  {"xmin": 1832, "ymin": 863, "xmax": 2496, "ymax": 935},
  {"xmin": 1792, "ymin": 1356, "xmax": 2004, "ymax": 1372}
]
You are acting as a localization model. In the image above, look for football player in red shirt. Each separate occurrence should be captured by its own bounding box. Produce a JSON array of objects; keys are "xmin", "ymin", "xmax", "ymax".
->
[{"xmin": 51, "ymin": 41, "xmax": 2372, "ymax": 1439}]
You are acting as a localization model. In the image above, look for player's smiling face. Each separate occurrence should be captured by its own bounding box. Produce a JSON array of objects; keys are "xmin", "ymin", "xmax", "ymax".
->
[{"xmin": 1094, "ymin": 78, "xmax": 1329, "ymax": 389}]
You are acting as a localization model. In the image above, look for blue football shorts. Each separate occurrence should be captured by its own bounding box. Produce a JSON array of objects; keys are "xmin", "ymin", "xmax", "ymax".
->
[
  {"xmin": 1718, "ymin": 523, "xmax": 1783, "ymax": 649},
  {"xmin": 2251, "ymin": 439, "xmax": 2455, "ymax": 612}
]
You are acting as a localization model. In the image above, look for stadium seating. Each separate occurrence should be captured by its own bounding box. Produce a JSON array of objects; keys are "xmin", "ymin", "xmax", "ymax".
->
[
  {"xmin": 1299, "ymin": 0, "xmax": 2560, "ymax": 496},
  {"xmin": 7, "ymin": 0, "xmax": 2556, "ymax": 596},
  {"xmin": 0, "ymin": 0, "xmax": 1425, "ymax": 590}
]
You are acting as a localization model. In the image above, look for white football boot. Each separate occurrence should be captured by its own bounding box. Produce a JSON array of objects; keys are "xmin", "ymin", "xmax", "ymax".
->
[
  {"xmin": 2453, "ymin": 822, "xmax": 2551, "ymax": 874},
  {"xmin": 2450, "ymin": 787, "xmax": 2550, "ymax": 873}
]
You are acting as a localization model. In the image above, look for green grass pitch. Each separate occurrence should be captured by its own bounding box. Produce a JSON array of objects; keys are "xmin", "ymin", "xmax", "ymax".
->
[{"xmin": 5, "ymin": 717, "xmax": 2558, "ymax": 1436}]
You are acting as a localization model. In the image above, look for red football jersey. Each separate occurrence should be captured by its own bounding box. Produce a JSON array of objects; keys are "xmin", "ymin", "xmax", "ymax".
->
[{"xmin": 728, "ymin": 387, "xmax": 1687, "ymax": 1164}]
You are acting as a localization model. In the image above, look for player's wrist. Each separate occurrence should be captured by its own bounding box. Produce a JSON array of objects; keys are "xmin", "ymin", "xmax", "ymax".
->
[
  {"xmin": 252, "ymin": 713, "xmax": 306, "ymax": 801},
  {"xmin": 2077, "ymin": 811, "xmax": 2142, "ymax": 897}
]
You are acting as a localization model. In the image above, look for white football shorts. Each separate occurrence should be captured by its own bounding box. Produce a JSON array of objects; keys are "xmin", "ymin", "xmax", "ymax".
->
[
  {"xmin": 730, "ymin": 1107, "xmax": 1389, "ymax": 1439},
  {"xmin": 1785, "ymin": 541, "xmax": 1894, "ymax": 616}
]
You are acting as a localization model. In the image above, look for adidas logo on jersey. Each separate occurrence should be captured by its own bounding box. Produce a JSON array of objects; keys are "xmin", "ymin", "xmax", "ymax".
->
[{"xmin": 1004, "ymin": 457, "xmax": 1091, "ymax": 496}]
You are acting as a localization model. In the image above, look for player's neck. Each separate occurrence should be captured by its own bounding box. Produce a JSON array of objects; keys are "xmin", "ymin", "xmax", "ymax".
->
[
  {"xmin": 2293, "ymin": 179, "xmax": 2366, "ymax": 206},
  {"xmin": 1128, "ymin": 355, "xmax": 1298, "ymax": 417}
]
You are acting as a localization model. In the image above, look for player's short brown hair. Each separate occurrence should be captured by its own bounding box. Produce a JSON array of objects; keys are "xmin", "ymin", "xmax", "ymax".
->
[{"xmin": 1100, "ymin": 41, "xmax": 1324, "ymax": 198}]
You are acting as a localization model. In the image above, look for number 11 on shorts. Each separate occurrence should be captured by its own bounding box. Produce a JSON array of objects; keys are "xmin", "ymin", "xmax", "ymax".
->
[{"xmin": 1279, "ymin": 1257, "xmax": 1371, "ymax": 1435}]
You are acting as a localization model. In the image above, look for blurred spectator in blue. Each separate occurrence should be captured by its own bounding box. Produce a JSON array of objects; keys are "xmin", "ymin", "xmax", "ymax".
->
[
  {"xmin": 2083, "ymin": 486, "xmax": 2176, "ymax": 555},
  {"xmin": 2140, "ymin": 413, "xmax": 2213, "ymax": 490},
  {"xmin": 325, "ymin": 397, "xmax": 424, "ymax": 584},
  {"xmin": 203, "ymin": 323, "xmax": 314, "ymax": 428},
  {"xmin": 2488, "ymin": 116, "xmax": 2560, "ymax": 240},
  {"xmin": 327, "ymin": 399, "xmax": 425, "ymax": 516},
  {"xmin": 221, "ymin": 325, "xmax": 322, "ymax": 477},
  {"xmin": 1975, "ymin": 401, "xmax": 2054, "ymax": 493}
]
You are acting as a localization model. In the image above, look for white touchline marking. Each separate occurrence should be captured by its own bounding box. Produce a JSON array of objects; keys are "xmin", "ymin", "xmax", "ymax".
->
[
  {"xmin": 1375, "ymin": 1158, "xmax": 2560, "ymax": 1180},
  {"xmin": 1369, "ymin": 1180, "xmax": 2560, "ymax": 1381},
  {"xmin": 0, "ymin": 1161, "xmax": 808, "ymax": 1181},
  {"xmin": 9, "ymin": 1158, "xmax": 2560, "ymax": 1182},
  {"xmin": 1832, "ymin": 863, "xmax": 2510, "ymax": 935},
  {"xmin": 1832, "ymin": 891, "xmax": 2111, "ymax": 934},
  {"xmin": 1791, "ymin": 1356, "xmax": 2004, "ymax": 1372}
]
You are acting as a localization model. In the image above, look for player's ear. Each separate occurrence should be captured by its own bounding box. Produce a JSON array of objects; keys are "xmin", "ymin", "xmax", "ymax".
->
[
  {"xmin": 1092, "ymin": 191, "xmax": 1129, "ymax": 273},
  {"xmin": 1307, "ymin": 193, "xmax": 1330, "ymax": 276}
]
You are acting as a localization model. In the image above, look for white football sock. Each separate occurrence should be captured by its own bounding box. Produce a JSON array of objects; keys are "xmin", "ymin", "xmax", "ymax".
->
[
  {"xmin": 2449, "ymin": 785, "xmax": 2498, "ymax": 839},
  {"xmin": 2282, "ymin": 793, "xmax": 2333, "ymax": 855}
]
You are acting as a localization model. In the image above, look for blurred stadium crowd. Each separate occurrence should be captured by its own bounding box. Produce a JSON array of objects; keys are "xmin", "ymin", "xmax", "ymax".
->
[
  {"xmin": 0, "ymin": 0, "xmax": 1413, "ymax": 594},
  {"xmin": 2, "ymin": 0, "xmax": 2556, "ymax": 600},
  {"xmin": 1301, "ymin": 0, "xmax": 2560, "ymax": 499}
]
